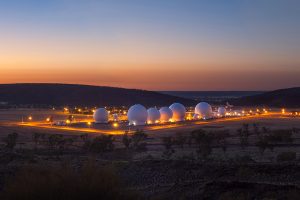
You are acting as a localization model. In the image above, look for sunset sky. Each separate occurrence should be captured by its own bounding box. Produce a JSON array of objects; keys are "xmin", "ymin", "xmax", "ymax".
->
[{"xmin": 0, "ymin": 0, "xmax": 300, "ymax": 91}]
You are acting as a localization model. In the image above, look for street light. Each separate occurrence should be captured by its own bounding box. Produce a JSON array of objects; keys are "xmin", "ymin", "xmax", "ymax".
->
[{"xmin": 113, "ymin": 122, "xmax": 119, "ymax": 128}]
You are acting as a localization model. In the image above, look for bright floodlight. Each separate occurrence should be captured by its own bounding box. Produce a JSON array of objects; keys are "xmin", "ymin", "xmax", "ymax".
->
[
  {"xmin": 127, "ymin": 104, "xmax": 148, "ymax": 126},
  {"xmin": 159, "ymin": 107, "xmax": 173, "ymax": 122},
  {"xmin": 169, "ymin": 103, "xmax": 186, "ymax": 122},
  {"xmin": 93, "ymin": 108, "xmax": 109, "ymax": 123},
  {"xmin": 218, "ymin": 107, "xmax": 226, "ymax": 117},
  {"xmin": 147, "ymin": 107, "xmax": 160, "ymax": 124},
  {"xmin": 195, "ymin": 102, "xmax": 213, "ymax": 119}
]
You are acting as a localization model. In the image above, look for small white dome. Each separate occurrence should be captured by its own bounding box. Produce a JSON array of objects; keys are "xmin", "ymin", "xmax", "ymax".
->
[
  {"xmin": 113, "ymin": 113, "xmax": 119, "ymax": 121},
  {"xmin": 193, "ymin": 113, "xmax": 200, "ymax": 120},
  {"xmin": 169, "ymin": 103, "xmax": 186, "ymax": 121},
  {"xmin": 93, "ymin": 108, "xmax": 109, "ymax": 123},
  {"xmin": 159, "ymin": 107, "xmax": 173, "ymax": 122},
  {"xmin": 127, "ymin": 104, "xmax": 148, "ymax": 126},
  {"xmin": 195, "ymin": 102, "xmax": 213, "ymax": 119},
  {"xmin": 147, "ymin": 107, "xmax": 160, "ymax": 124},
  {"xmin": 218, "ymin": 107, "xmax": 226, "ymax": 117}
]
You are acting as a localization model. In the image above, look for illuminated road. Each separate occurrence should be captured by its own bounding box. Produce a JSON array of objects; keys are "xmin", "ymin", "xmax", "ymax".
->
[{"xmin": 18, "ymin": 122, "xmax": 126, "ymax": 135}]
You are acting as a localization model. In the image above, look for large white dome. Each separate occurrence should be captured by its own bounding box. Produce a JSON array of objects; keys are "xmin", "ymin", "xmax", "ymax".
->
[
  {"xmin": 195, "ymin": 102, "xmax": 213, "ymax": 119},
  {"xmin": 127, "ymin": 104, "xmax": 148, "ymax": 126},
  {"xmin": 169, "ymin": 103, "xmax": 186, "ymax": 122},
  {"xmin": 93, "ymin": 108, "xmax": 109, "ymax": 123},
  {"xmin": 147, "ymin": 107, "xmax": 160, "ymax": 124},
  {"xmin": 217, "ymin": 107, "xmax": 226, "ymax": 117},
  {"xmin": 159, "ymin": 107, "xmax": 173, "ymax": 122}
]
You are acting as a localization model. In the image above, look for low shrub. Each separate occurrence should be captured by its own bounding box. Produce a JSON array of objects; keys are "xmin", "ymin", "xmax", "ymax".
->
[
  {"xmin": 2, "ymin": 132, "xmax": 18, "ymax": 150},
  {"xmin": 83, "ymin": 135, "xmax": 114, "ymax": 153},
  {"xmin": 190, "ymin": 129, "xmax": 213, "ymax": 159},
  {"xmin": 267, "ymin": 130, "xmax": 293, "ymax": 143},
  {"xmin": 132, "ymin": 130, "xmax": 148, "ymax": 151},
  {"xmin": 173, "ymin": 132, "xmax": 187, "ymax": 148},
  {"xmin": 277, "ymin": 152, "xmax": 296, "ymax": 162},
  {"xmin": 161, "ymin": 136, "xmax": 175, "ymax": 159},
  {"xmin": 122, "ymin": 131, "xmax": 132, "ymax": 149}
]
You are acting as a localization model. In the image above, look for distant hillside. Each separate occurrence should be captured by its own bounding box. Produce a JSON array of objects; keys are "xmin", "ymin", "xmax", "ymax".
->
[
  {"xmin": 0, "ymin": 83, "xmax": 196, "ymax": 107},
  {"xmin": 160, "ymin": 91, "xmax": 263, "ymax": 102},
  {"xmin": 231, "ymin": 87, "xmax": 300, "ymax": 108}
]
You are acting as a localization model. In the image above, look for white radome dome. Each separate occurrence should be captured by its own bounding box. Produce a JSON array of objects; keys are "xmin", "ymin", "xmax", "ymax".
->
[
  {"xmin": 195, "ymin": 102, "xmax": 213, "ymax": 119},
  {"xmin": 159, "ymin": 107, "xmax": 173, "ymax": 122},
  {"xmin": 147, "ymin": 107, "xmax": 160, "ymax": 124},
  {"xmin": 218, "ymin": 107, "xmax": 226, "ymax": 117},
  {"xmin": 193, "ymin": 113, "xmax": 200, "ymax": 120},
  {"xmin": 127, "ymin": 104, "xmax": 148, "ymax": 126},
  {"xmin": 169, "ymin": 103, "xmax": 186, "ymax": 121},
  {"xmin": 93, "ymin": 108, "xmax": 109, "ymax": 123}
]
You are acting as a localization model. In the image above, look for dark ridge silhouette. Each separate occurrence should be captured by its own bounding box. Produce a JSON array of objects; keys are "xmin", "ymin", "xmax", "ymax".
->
[
  {"xmin": 0, "ymin": 83, "xmax": 196, "ymax": 107},
  {"xmin": 231, "ymin": 87, "xmax": 300, "ymax": 107}
]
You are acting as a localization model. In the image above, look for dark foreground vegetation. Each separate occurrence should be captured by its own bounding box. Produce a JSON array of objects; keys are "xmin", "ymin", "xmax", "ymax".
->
[
  {"xmin": 0, "ymin": 124, "xmax": 300, "ymax": 199},
  {"xmin": 1, "ymin": 161, "xmax": 139, "ymax": 200}
]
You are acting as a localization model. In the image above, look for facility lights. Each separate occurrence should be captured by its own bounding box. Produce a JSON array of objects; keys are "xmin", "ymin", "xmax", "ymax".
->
[{"xmin": 113, "ymin": 122, "xmax": 119, "ymax": 128}]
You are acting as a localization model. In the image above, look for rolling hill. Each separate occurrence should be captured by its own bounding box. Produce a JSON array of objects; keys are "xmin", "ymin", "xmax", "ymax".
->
[
  {"xmin": 0, "ymin": 83, "xmax": 196, "ymax": 107},
  {"xmin": 231, "ymin": 87, "xmax": 300, "ymax": 107}
]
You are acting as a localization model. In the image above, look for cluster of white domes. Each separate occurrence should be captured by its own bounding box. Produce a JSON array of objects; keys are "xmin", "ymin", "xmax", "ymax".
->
[
  {"xmin": 94, "ymin": 101, "xmax": 218, "ymax": 126},
  {"xmin": 127, "ymin": 103, "xmax": 187, "ymax": 125},
  {"xmin": 195, "ymin": 102, "xmax": 213, "ymax": 119},
  {"xmin": 93, "ymin": 108, "xmax": 109, "ymax": 123}
]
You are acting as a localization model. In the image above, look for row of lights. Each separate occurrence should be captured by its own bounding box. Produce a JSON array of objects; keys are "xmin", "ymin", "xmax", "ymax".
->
[
  {"xmin": 26, "ymin": 107, "xmax": 264, "ymax": 123},
  {"xmin": 64, "ymin": 107, "xmax": 127, "ymax": 115}
]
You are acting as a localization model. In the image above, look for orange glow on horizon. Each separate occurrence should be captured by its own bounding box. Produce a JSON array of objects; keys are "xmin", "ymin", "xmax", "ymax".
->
[{"xmin": 0, "ymin": 1, "xmax": 299, "ymax": 91}]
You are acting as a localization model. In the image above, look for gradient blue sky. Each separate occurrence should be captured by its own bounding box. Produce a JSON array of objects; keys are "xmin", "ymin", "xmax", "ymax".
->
[{"xmin": 0, "ymin": 0, "xmax": 299, "ymax": 90}]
